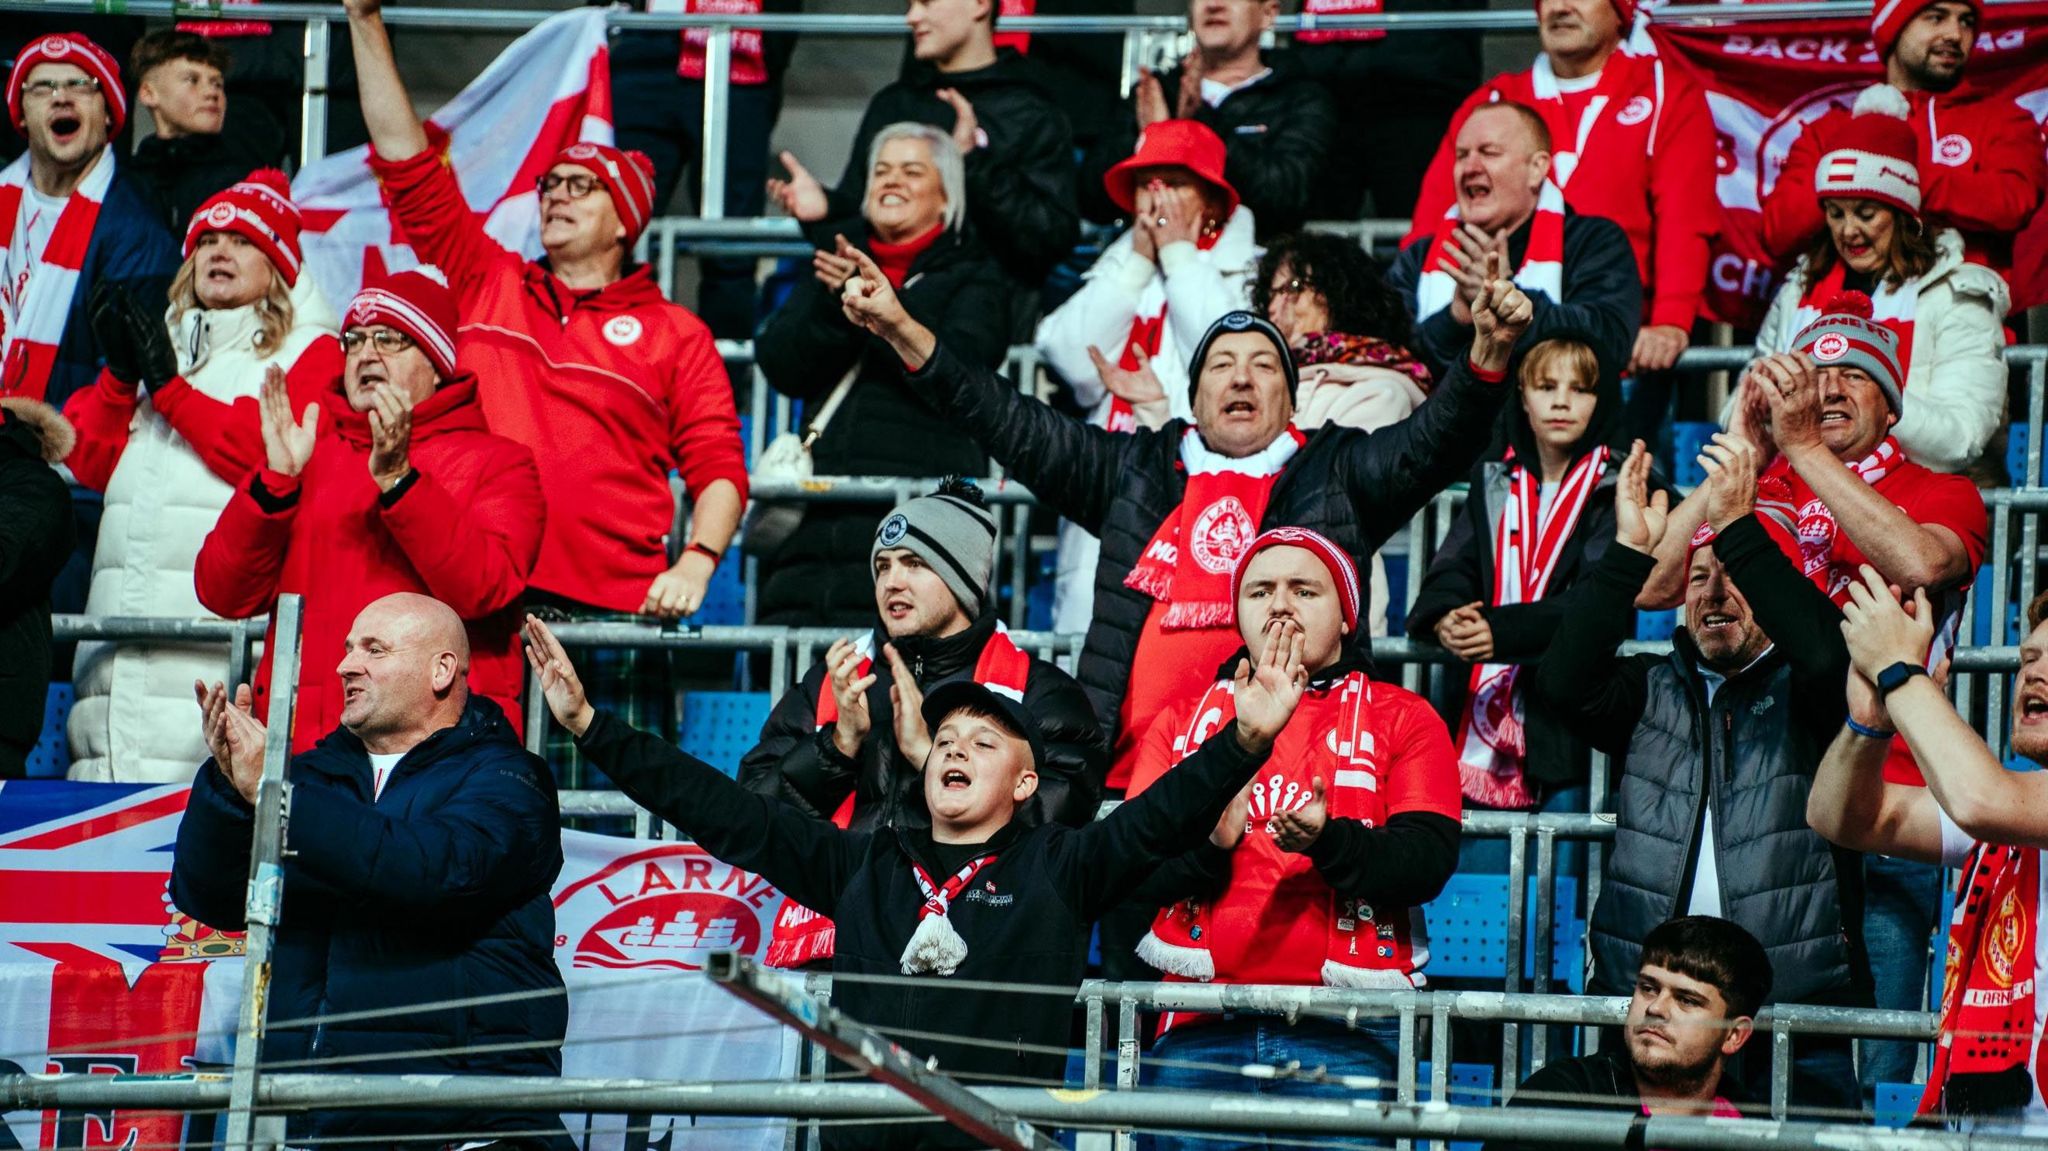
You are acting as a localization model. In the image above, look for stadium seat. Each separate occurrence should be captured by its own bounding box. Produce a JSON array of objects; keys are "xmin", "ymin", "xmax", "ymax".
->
[
  {"xmin": 1671, "ymin": 422, "xmax": 1718, "ymax": 489},
  {"xmin": 1425, "ymin": 874, "xmax": 1584, "ymax": 989},
  {"xmin": 1418, "ymin": 1060, "xmax": 1496, "ymax": 1151},
  {"xmin": 27, "ymin": 683, "xmax": 74, "ymax": 779},
  {"xmin": 1636, "ymin": 609, "xmax": 1677, "ymax": 642},
  {"xmin": 2006, "ymin": 423, "xmax": 2042, "ymax": 489},
  {"xmin": 678, "ymin": 691, "xmax": 774, "ymax": 778},
  {"xmin": 1874, "ymin": 1082, "xmax": 1922, "ymax": 1129}
]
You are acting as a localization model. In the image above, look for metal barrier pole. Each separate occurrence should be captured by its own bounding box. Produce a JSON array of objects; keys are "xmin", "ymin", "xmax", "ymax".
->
[
  {"xmin": 1114, "ymin": 995, "xmax": 1139, "ymax": 1151},
  {"xmin": 226, "ymin": 617, "xmax": 252, "ymax": 692},
  {"xmin": 1770, "ymin": 1021, "xmax": 1793, "ymax": 1120},
  {"xmin": 1396, "ymin": 1002, "xmax": 1418, "ymax": 1151},
  {"xmin": 1990, "ymin": 493, "xmax": 2012, "ymax": 751},
  {"xmin": 298, "ymin": 18, "xmax": 330, "ymax": 169},
  {"xmin": 1502, "ymin": 824, "xmax": 1528, "ymax": 1090},
  {"xmin": 700, "ymin": 24, "xmax": 733, "ymax": 221},
  {"xmin": 2027, "ymin": 351, "xmax": 2045, "ymax": 490},
  {"xmin": 1531, "ymin": 825, "xmax": 1557, "ymax": 1071},
  {"xmin": 1428, "ymin": 1000, "xmax": 1451, "ymax": 1151},
  {"xmin": 223, "ymin": 593, "xmax": 304, "ymax": 1151}
]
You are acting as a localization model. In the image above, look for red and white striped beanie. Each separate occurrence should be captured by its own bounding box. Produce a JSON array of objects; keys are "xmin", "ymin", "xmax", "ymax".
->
[
  {"xmin": 552, "ymin": 143, "xmax": 658, "ymax": 244},
  {"xmin": 1871, "ymin": 0, "xmax": 1982, "ymax": 62},
  {"xmin": 344, "ymin": 267, "xmax": 460, "ymax": 380},
  {"xmin": 1792, "ymin": 291, "xmax": 1905, "ymax": 414},
  {"xmin": 1814, "ymin": 85, "xmax": 1921, "ymax": 218},
  {"xmin": 8, "ymin": 33, "xmax": 127, "ymax": 136},
  {"xmin": 1231, "ymin": 526, "xmax": 1362, "ymax": 634},
  {"xmin": 183, "ymin": 169, "xmax": 303, "ymax": 287}
]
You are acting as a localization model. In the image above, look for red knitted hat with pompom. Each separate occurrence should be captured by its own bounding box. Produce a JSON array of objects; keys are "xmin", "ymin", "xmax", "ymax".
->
[
  {"xmin": 184, "ymin": 169, "xmax": 304, "ymax": 287},
  {"xmin": 1814, "ymin": 84, "xmax": 1922, "ymax": 219}
]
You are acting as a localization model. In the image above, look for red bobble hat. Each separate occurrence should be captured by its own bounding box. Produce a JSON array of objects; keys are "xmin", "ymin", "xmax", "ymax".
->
[
  {"xmin": 1103, "ymin": 119, "xmax": 1241, "ymax": 219},
  {"xmin": 1814, "ymin": 84, "xmax": 1922, "ymax": 219},
  {"xmin": 344, "ymin": 267, "xmax": 461, "ymax": 380},
  {"xmin": 184, "ymin": 170, "xmax": 304, "ymax": 287},
  {"xmin": 8, "ymin": 33, "xmax": 127, "ymax": 137},
  {"xmin": 551, "ymin": 142, "xmax": 658, "ymax": 244},
  {"xmin": 1792, "ymin": 291, "xmax": 1906, "ymax": 414},
  {"xmin": 1230, "ymin": 526, "xmax": 1362, "ymax": 635},
  {"xmin": 1871, "ymin": 0, "xmax": 1982, "ymax": 62}
]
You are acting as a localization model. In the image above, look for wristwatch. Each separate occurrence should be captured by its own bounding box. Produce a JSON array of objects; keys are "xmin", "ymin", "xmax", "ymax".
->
[{"xmin": 1875, "ymin": 661, "xmax": 1929, "ymax": 699}]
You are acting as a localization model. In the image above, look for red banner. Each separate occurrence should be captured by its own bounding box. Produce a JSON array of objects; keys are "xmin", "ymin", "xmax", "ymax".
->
[{"xmin": 1646, "ymin": 2, "xmax": 2048, "ymax": 325}]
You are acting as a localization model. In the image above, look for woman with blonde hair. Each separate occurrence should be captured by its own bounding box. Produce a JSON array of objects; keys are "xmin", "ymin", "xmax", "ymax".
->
[{"xmin": 62, "ymin": 169, "xmax": 339, "ymax": 781}]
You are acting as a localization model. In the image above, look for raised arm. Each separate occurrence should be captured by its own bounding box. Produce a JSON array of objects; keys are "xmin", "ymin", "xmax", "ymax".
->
[
  {"xmin": 343, "ymin": 0, "xmax": 429, "ymax": 162},
  {"xmin": 193, "ymin": 369, "xmax": 318, "ymax": 619},
  {"xmin": 1806, "ymin": 659, "xmax": 1945, "ymax": 864}
]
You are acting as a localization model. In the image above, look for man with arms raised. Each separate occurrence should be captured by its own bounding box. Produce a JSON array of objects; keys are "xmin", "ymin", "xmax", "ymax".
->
[
  {"xmin": 1387, "ymin": 100, "xmax": 1639, "ymax": 381},
  {"xmin": 173, "ymin": 593, "xmax": 569, "ymax": 1151},
  {"xmin": 525, "ymin": 605, "xmax": 1301, "ymax": 1150},
  {"xmin": 1485, "ymin": 916, "xmax": 1770, "ymax": 1148}
]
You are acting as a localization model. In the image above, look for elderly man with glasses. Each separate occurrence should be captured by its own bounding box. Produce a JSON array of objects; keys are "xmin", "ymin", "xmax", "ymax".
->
[{"xmin": 195, "ymin": 268, "xmax": 545, "ymax": 753}]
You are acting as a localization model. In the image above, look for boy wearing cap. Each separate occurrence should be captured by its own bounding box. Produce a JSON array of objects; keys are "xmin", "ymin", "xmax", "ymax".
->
[
  {"xmin": 524, "ymin": 606, "xmax": 1302, "ymax": 1151},
  {"xmin": 1535, "ymin": 437, "xmax": 1865, "ymax": 1110},
  {"xmin": 739, "ymin": 480, "xmax": 1108, "ymax": 968},
  {"xmin": 3, "ymin": 31, "xmax": 179, "ymax": 407},
  {"xmin": 1127, "ymin": 527, "xmax": 1461, "ymax": 1140},
  {"xmin": 1404, "ymin": 0, "xmax": 1719, "ymax": 377},
  {"xmin": 195, "ymin": 269, "xmax": 544, "ymax": 753},
  {"xmin": 344, "ymin": 0, "xmax": 746, "ymax": 626},
  {"xmin": 1762, "ymin": 0, "xmax": 2045, "ymax": 285}
]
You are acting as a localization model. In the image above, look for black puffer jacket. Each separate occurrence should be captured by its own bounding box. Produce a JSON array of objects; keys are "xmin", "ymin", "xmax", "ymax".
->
[
  {"xmin": 1534, "ymin": 521, "xmax": 1867, "ymax": 1007},
  {"xmin": 0, "ymin": 408, "xmax": 74, "ymax": 778},
  {"xmin": 170, "ymin": 696, "xmax": 571, "ymax": 1148},
  {"xmin": 1081, "ymin": 57, "xmax": 1337, "ymax": 240},
  {"xmin": 581, "ymin": 705, "xmax": 1268, "ymax": 1150},
  {"xmin": 739, "ymin": 608, "xmax": 1108, "ymax": 831},
  {"xmin": 127, "ymin": 114, "xmax": 288, "ymax": 236},
  {"xmin": 755, "ymin": 220, "xmax": 1012, "ymax": 627},
  {"xmin": 826, "ymin": 48, "xmax": 1080, "ymax": 290},
  {"xmin": 904, "ymin": 339, "xmax": 1509, "ymax": 745}
]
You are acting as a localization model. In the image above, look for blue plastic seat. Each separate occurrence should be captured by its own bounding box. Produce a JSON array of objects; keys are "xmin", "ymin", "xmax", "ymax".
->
[
  {"xmin": 1424, "ymin": 873, "xmax": 1584, "ymax": 989},
  {"xmin": 27, "ymin": 683, "xmax": 74, "ymax": 779},
  {"xmin": 678, "ymin": 691, "xmax": 774, "ymax": 779},
  {"xmin": 1418, "ymin": 1060, "xmax": 1497, "ymax": 1151}
]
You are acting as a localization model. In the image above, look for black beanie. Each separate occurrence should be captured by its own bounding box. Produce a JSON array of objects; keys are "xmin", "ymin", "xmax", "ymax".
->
[{"xmin": 1186, "ymin": 310, "xmax": 1300, "ymax": 406}]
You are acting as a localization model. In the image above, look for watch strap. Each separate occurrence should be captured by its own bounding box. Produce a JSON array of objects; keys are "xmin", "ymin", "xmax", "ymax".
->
[{"xmin": 1875, "ymin": 661, "xmax": 1928, "ymax": 698}]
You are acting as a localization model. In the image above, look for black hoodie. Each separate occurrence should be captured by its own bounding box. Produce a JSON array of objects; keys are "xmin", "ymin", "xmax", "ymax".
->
[
  {"xmin": 826, "ymin": 47, "xmax": 1080, "ymax": 293},
  {"xmin": 739, "ymin": 606, "xmax": 1108, "ymax": 833}
]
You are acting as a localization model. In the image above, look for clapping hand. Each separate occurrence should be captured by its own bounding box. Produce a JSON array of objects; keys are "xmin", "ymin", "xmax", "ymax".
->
[
  {"xmin": 1232, "ymin": 618, "xmax": 1309, "ymax": 755},
  {"xmin": 1469, "ymin": 248, "xmax": 1533, "ymax": 375},
  {"xmin": 1434, "ymin": 601, "xmax": 1495, "ymax": 662},
  {"xmin": 836, "ymin": 243, "xmax": 914, "ymax": 339},
  {"xmin": 1271, "ymin": 775, "xmax": 1328, "ymax": 853},
  {"xmin": 1839, "ymin": 565, "xmax": 1935, "ymax": 683},
  {"xmin": 259, "ymin": 364, "xmax": 318, "ymax": 477},
  {"xmin": 1134, "ymin": 68, "xmax": 1171, "ymax": 129},
  {"xmin": 1614, "ymin": 439, "xmax": 1669, "ymax": 555},
  {"xmin": 1696, "ymin": 431, "xmax": 1759, "ymax": 531},
  {"xmin": 813, "ymin": 237, "xmax": 861, "ymax": 291},
  {"xmin": 1752, "ymin": 352, "xmax": 1824, "ymax": 455},
  {"xmin": 767, "ymin": 150, "xmax": 829, "ymax": 223},
  {"xmin": 365, "ymin": 382, "xmax": 414, "ymax": 492},
  {"xmin": 884, "ymin": 643, "xmax": 932, "ymax": 767},
  {"xmin": 824, "ymin": 638, "xmax": 876, "ymax": 760},
  {"xmin": 194, "ymin": 679, "xmax": 266, "ymax": 805},
  {"xmin": 523, "ymin": 615, "xmax": 595, "ymax": 737},
  {"xmin": 936, "ymin": 88, "xmax": 980, "ymax": 155},
  {"xmin": 1444, "ymin": 224, "xmax": 1505, "ymax": 325}
]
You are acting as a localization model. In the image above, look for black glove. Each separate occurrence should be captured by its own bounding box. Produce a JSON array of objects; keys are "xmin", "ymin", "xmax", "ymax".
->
[
  {"xmin": 88, "ymin": 280, "xmax": 141, "ymax": 386},
  {"xmin": 128, "ymin": 288, "xmax": 178, "ymax": 388}
]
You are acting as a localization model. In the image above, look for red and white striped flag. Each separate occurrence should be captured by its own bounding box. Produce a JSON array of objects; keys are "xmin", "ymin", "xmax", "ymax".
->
[{"xmin": 291, "ymin": 7, "xmax": 615, "ymax": 311}]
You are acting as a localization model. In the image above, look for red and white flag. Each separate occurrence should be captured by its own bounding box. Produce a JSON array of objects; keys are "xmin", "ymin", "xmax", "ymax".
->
[
  {"xmin": 1639, "ymin": 1, "xmax": 2048, "ymax": 325},
  {"xmin": 291, "ymin": 7, "xmax": 615, "ymax": 311}
]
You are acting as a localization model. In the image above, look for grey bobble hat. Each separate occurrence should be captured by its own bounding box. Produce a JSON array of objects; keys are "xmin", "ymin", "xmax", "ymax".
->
[{"xmin": 872, "ymin": 478, "xmax": 999, "ymax": 619}]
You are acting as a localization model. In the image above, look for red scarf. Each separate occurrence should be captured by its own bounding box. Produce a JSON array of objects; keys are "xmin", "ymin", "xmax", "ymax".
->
[
  {"xmin": 868, "ymin": 223, "xmax": 943, "ymax": 291},
  {"xmin": 992, "ymin": 0, "xmax": 1036, "ymax": 53},
  {"xmin": 1794, "ymin": 260, "xmax": 1918, "ymax": 380},
  {"xmin": 1755, "ymin": 436, "xmax": 1901, "ymax": 603},
  {"xmin": 1136, "ymin": 671, "xmax": 1424, "ymax": 990},
  {"xmin": 1297, "ymin": 0, "xmax": 1386, "ymax": 42},
  {"xmin": 1456, "ymin": 445, "xmax": 1609, "ymax": 808},
  {"xmin": 1921, "ymin": 842, "xmax": 2046, "ymax": 1116},
  {"xmin": 1415, "ymin": 180, "xmax": 1565, "ymax": 324},
  {"xmin": 1124, "ymin": 427, "xmax": 1305, "ymax": 631},
  {"xmin": 675, "ymin": 0, "xmax": 769, "ymax": 85},
  {"xmin": 0, "ymin": 151, "xmax": 112, "ymax": 400},
  {"xmin": 900, "ymin": 850, "xmax": 1001, "ymax": 975},
  {"xmin": 764, "ymin": 629, "xmax": 1032, "ymax": 968}
]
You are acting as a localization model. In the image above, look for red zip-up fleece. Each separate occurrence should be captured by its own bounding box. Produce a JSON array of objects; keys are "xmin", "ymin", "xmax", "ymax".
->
[
  {"xmin": 369, "ymin": 139, "xmax": 749, "ymax": 611},
  {"xmin": 194, "ymin": 376, "xmax": 544, "ymax": 752},
  {"xmin": 1763, "ymin": 89, "xmax": 2046, "ymax": 283},
  {"xmin": 1406, "ymin": 52, "xmax": 1721, "ymax": 332}
]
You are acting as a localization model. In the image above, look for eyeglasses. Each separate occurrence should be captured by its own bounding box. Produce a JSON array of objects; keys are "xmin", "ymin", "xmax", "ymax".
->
[
  {"xmin": 1269, "ymin": 277, "xmax": 1314, "ymax": 298},
  {"xmin": 341, "ymin": 328, "xmax": 417, "ymax": 357},
  {"xmin": 22, "ymin": 77, "xmax": 101, "ymax": 101},
  {"xmin": 536, "ymin": 172, "xmax": 601, "ymax": 200}
]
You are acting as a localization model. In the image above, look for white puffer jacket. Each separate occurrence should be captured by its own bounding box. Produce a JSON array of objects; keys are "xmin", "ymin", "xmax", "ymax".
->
[
  {"xmin": 67, "ymin": 278, "xmax": 338, "ymax": 782},
  {"xmin": 1294, "ymin": 360, "xmax": 1431, "ymax": 637},
  {"xmin": 1746, "ymin": 228, "xmax": 2009, "ymax": 474},
  {"xmin": 1033, "ymin": 206, "xmax": 1261, "ymax": 636}
]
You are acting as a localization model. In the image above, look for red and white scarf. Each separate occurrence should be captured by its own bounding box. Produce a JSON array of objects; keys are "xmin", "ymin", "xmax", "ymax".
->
[
  {"xmin": 1124, "ymin": 427, "xmax": 1305, "ymax": 631},
  {"xmin": 764, "ymin": 629, "xmax": 1032, "ymax": 968},
  {"xmin": 669, "ymin": 0, "xmax": 769, "ymax": 85},
  {"xmin": 1794, "ymin": 260, "xmax": 1918, "ymax": 380},
  {"xmin": 0, "ymin": 150, "xmax": 113, "ymax": 399},
  {"xmin": 1921, "ymin": 842, "xmax": 2047, "ymax": 1116},
  {"xmin": 1755, "ymin": 436, "xmax": 1901, "ymax": 602},
  {"xmin": 1456, "ymin": 445, "xmax": 1610, "ymax": 809},
  {"xmin": 1526, "ymin": 53, "xmax": 1667, "ymax": 190},
  {"xmin": 1137, "ymin": 672, "xmax": 1425, "ymax": 989},
  {"xmin": 900, "ymin": 851, "xmax": 1001, "ymax": 975},
  {"xmin": 1105, "ymin": 311, "xmax": 1167, "ymax": 435},
  {"xmin": 1414, "ymin": 179, "xmax": 1566, "ymax": 325}
]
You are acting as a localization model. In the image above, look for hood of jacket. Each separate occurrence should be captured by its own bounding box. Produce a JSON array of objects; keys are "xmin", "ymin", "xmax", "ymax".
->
[
  {"xmin": 300, "ymin": 693, "xmax": 522, "ymax": 778},
  {"xmin": 1493, "ymin": 316, "xmax": 1628, "ymax": 466}
]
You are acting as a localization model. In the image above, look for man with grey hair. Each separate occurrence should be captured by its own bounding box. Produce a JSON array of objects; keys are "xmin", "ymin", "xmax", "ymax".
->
[
  {"xmin": 755, "ymin": 126, "xmax": 1016, "ymax": 629},
  {"xmin": 171, "ymin": 591, "xmax": 570, "ymax": 1150},
  {"xmin": 765, "ymin": 0, "xmax": 1078, "ymax": 299},
  {"xmin": 740, "ymin": 479, "xmax": 1108, "ymax": 968}
]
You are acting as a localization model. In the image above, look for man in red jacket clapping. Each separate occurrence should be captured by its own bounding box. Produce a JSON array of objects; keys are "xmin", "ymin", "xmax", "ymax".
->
[{"xmin": 195, "ymin": 268, "xmax": 544, "ymax": 753}]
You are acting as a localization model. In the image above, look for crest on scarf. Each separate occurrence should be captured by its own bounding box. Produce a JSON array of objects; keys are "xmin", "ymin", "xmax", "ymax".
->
[
  {"xmin": 1795, "ymin": 498, "xmax": 1839, "ymax": 577},
  {"xmin": 1989, "ymin": 888, "xmax": 2028, "ymax": 988},
  {"xmin": 1190, "ymin": 497, "xmax": 1255, "ymax": 574},
  {"xmin": 1247, "ymin": 771, "xmax": 1316, "ymax": 829},
  {"xmin": 1469, "ymin": 668, "xmax": 1525, "ymax": 755}
]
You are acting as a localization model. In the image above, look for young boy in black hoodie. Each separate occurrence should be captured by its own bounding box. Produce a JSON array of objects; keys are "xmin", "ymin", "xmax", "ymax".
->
[{"xmin": 522, "ymin": 613, "xmax": 1306, "ymax": 1150}]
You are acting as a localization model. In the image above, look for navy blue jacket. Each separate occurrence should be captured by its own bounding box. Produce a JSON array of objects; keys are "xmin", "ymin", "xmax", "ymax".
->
[
  {"xmin": 39, "ymin": 159, "xmax": 180, "ymax": 408},
  {"xmin": 171, "ymin": 696, "xmax": 571, "ymax": 1148}
]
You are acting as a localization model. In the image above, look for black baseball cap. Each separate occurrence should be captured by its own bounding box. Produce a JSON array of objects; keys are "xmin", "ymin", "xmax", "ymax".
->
[{"xmin": 920, "ymin": 681, "xmax": 1045, "ymax": 773}]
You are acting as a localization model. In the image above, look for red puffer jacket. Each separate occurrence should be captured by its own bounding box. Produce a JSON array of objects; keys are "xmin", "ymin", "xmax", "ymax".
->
[
  {"xmin": 194, "ymin": 376, "xmax": 544, "ymax": 751},
  {"xmin": 370, "ymin": 139, "xmax": 748, "ymax": 611}
]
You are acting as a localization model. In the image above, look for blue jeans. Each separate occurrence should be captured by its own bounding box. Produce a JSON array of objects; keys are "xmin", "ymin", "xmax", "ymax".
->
[
  {"xmin": 1861, "ymin": 853, "xmax": 1944, "ymax": 1102},
  {"xmin": 1138, "ymin": 1015, "xmax": 1400, "ymax": 1151}
]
